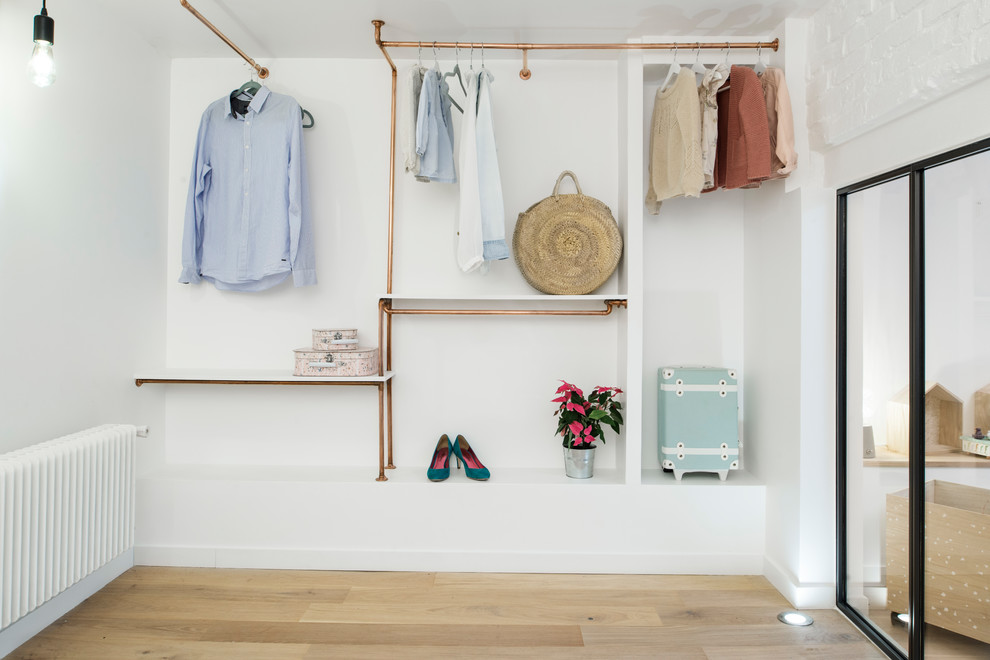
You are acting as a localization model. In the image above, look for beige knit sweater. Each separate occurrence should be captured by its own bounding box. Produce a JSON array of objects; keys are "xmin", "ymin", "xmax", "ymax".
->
[{"xmin": 645, "ymin": 69, "xmax": 704, "ymax": 214}]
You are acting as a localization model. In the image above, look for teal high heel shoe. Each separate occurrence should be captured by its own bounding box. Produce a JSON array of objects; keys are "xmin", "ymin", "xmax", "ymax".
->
[
  {"xmin": 427, "ymin": 434, "xmax": 452, "ymax": 482},
  {"xmin": 451, "ymin": 435, "xmax": 490, "ymax": 481}
]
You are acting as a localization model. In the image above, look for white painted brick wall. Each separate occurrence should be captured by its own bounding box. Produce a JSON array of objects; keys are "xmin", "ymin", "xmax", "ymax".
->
[{"xmin": 807, "ymin": 0, "xmax": 990, "ymax": 146}]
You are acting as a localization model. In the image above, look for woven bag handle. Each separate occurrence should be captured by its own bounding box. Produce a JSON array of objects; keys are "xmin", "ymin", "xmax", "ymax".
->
[{"xmin": 552, "ymin": 170, "xmax": 583, "ymax": 196}]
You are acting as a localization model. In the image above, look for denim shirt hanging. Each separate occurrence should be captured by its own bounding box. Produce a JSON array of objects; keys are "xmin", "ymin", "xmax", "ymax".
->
[{"xmin": 415, "ymin": 68, "xmax": 457, "ymax": 184}]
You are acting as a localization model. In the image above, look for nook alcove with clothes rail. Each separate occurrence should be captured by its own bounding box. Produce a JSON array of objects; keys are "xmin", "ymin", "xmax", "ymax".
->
[{"xmin": 130, "ymin": 9, "xmax": 782, "ymax": 586}]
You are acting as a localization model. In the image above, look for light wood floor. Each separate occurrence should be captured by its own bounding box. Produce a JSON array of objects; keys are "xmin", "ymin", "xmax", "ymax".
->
[{"xmin": 9, "ymin": 567, "xmax": 885, "ymax": 659}]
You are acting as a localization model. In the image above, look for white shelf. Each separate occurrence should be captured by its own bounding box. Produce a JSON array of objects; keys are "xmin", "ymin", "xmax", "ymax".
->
[
  {"xmin": 143, "ymin": 464, "xmax": 626, "ymax": 486},
  {"xmin": 143, "ymin": 464, "xmax": 768, "ymax": 488},
  {"xmin": 380, "ymin": 293, "xmax": 627, "ymax": 302},
  {"xmin": 641, "ymin": 468, "xmax": 764, "ymax": 486},
  {"xmin": 135, "ymin": 369, "xmax": 394, "ymax": 385}
]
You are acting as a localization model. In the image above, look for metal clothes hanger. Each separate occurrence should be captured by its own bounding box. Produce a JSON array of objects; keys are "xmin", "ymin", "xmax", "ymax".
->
[{"xmin": 754, "ymin": 44, "xmax": 767, "ymax": 75}]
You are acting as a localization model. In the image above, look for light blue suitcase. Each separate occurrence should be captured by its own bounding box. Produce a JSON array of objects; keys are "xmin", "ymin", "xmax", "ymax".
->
[{"xmin": 658, "ymin": 367, "xmax": 739, "ymax": 480}]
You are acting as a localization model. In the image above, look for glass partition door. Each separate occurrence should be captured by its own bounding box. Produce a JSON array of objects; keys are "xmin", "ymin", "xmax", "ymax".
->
[
  {"xmin": 838, "ymin": 138, "xmax": 990, "ymax": 660},
  {"xmin": 922, "ymin": 150, "xmax": 990, "ymax": 657},
  {"xmin": 840, "ymin": 175, "xmax": 911, "ymax": 658}
]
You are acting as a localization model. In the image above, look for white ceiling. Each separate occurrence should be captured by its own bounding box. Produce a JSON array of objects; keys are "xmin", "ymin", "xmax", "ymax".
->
[{"xmin": 94, "ymin": 0, "xmax": 829, "ymax": 61}]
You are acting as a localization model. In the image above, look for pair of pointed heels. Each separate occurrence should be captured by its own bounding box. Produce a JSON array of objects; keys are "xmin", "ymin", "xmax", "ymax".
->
[{"xmin": 427, "ymin": 434, "xmax": 490, "ymax": 482}]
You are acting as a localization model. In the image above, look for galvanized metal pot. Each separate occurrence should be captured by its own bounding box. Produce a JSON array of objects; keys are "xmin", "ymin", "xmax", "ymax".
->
[{"xmin": 562, "ymin": 446, "xmax": 596, "ymax": 479}]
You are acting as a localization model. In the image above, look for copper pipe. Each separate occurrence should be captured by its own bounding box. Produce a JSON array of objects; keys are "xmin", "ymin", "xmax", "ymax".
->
[
  {"xmin": 377, "ymin": 36, "xmax": 779, "ymax": 52},
  {"xmin": 386, "ymin": 307, "xmax": 394, "ymax": 469},
  {"xmin": 382, "ymin": 34, "xmax": 778, "ymax": 80},
  {"xmin": 386, "ymin": 379, "xmax": 395, "ymax": 469},
  {"xmin": 373, "ymin": 21, "xmax": 398, "ymax": 294},
  {"xmin": 377, "ymin": 298, "xmax": 386, "ymax": 377},
  {"xmin": 376, "ymin": 383, "xmax": 387, "ymax": 481},
  {"xmin": 386, "ymin": 301, "xmax": 393, "ymax": 370},
  {"xmin": 380, "ymin": 299, "xmax": 627, "ymax": 317},
  {"xmin": 135, "ymin": 378, "xmax": 385, "ymax": 386},
  {"xmin": 180, "ymin": 1, "xmax": 269, "ymax": 79}
]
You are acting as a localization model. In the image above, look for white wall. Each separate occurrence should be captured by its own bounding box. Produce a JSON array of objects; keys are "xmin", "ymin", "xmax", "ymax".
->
[
  {"xmin": 162, "ymin": 57, "xmax": 623, "ymax": 473},
  {"xmin": 807, "ymin": 0, "xmax": 990, "ymax": 147},
  {"xmin": 139, "ymin": 54, "xmax": 773, "ymax": 573},
  {"xmin": 743, "ymin": 183, "xmax": 803, "ymax": 594},
  {"xmin": 0, "ymin": 0, "xmax": 169, "ymax": 454}
]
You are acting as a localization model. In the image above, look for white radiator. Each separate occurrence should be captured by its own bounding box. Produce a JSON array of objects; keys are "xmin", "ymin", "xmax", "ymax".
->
[{"xmin": 0, "ymin": 424, "xmax": 135, "ymax": 630}]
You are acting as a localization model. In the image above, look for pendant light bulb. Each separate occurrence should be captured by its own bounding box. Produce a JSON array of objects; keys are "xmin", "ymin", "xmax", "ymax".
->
[{"xmin": 27, "ymin": 2, "xmax": 56, "ymax": 88}]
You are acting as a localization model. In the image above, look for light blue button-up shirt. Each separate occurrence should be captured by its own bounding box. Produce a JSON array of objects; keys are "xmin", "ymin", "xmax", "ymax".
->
[
  {"xmin": 179, "ymin": 87, "xmax": 317, "ymax": 292},
  {"xmin": 415, "ymin": 68, "xmax": 457, "ymax": 184}
]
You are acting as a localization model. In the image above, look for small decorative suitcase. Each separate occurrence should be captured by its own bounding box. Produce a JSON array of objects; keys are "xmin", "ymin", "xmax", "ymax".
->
[
  {"xmin": 312, "ymin": 328, "xmax": 360, "ymax": 351},
  {"xmin": 293, "ymin": 347, "xmax": 379, "ymax": 377},
  {"xmin": 658, "ymin": 367, "xmax": 739, "ymax": 481}
]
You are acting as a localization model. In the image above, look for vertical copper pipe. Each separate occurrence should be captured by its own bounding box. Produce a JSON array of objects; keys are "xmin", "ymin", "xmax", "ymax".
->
[
  {"xmin": 373, "ymin": 21, "xmax": 398, "ymax": 295},
  {"xmin": 386, "ymin": 379, "xmax": 395, "ymax": 469},
  {"xmin": 386, "ymin": 306, "xmax": 395, "ymax": 468},
  {"xmin": 386, "ymin": 302, "xmax": 393, "ymax": 370},
  {"xmin": 376, "ymin": 383, "xmax": 387, "ymax": 481},
  {"xmin": 377, "ymin": 298, "xmax": 385, "ymax": 377}
]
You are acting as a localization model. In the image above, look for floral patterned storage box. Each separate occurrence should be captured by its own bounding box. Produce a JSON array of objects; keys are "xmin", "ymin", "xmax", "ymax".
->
[
  {"xmin": 312, "ymin": 328, "xmax": 360, "ymax": 351},
  {"xmin": 293, "ymin": 346, "xmax": 379, "ymax": 377}
]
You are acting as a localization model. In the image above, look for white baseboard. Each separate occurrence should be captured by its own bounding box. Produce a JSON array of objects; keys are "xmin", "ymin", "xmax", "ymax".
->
[
  {"xmin": 136, "ymin": 545, "xmax": 765, "ymax": 575},
  {"xmin": 763, "ymin": 555, "xmax": 835, "ymax": 609},
  {"xmin": 0, "ymin": 549, "xmax": 134, "ymax": 658}
]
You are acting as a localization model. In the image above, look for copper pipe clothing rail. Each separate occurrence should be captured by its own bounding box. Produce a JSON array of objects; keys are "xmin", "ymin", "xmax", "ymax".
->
[
  {"xmin": 180, "ymin": 0, "xmax": 270, "ymax": 79},
  {"xmin": 372, "ymin": 19, "xmax": 778, "ymax": 294},
  {"xmin": 379, "ymin": 298, "xmax": 628, "ymax": 317}
]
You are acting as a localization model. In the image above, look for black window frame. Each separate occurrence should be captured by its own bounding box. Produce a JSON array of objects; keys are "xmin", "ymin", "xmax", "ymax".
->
[{"xmin": 836, "ymin": 136, "xmax": 990, "ymax": 660}]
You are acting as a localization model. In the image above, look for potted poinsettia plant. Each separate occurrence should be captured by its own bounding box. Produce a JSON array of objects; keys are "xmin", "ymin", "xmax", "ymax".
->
[{"xmin": 552, "ymin": 380, "xmax": 624, "ymax": 478}]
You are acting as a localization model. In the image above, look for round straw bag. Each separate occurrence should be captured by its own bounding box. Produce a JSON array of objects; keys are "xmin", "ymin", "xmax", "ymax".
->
[{"xmin": 512, "ymin": 171, "xmax": 622, "ymax": 295}]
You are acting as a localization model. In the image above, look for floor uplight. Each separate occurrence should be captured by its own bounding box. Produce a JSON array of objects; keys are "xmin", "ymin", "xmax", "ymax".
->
[{"xmin": 777, "ymin": 611, "xmax": 814, "ymax": 626}]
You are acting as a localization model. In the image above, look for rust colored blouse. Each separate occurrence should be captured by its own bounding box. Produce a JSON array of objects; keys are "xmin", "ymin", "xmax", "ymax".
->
[{"xmin": 713, "ymin": 65, "xmax": 771, "ymax": 190}]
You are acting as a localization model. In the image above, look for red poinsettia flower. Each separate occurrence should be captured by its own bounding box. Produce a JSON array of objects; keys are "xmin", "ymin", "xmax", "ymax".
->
[
  {"xmin": 554, "ymin": 380, "xmax": 625, "ymax": 449},
  {"xmin": 566, "ymin": 402, "xmax": 586, "ymax": 415}
]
